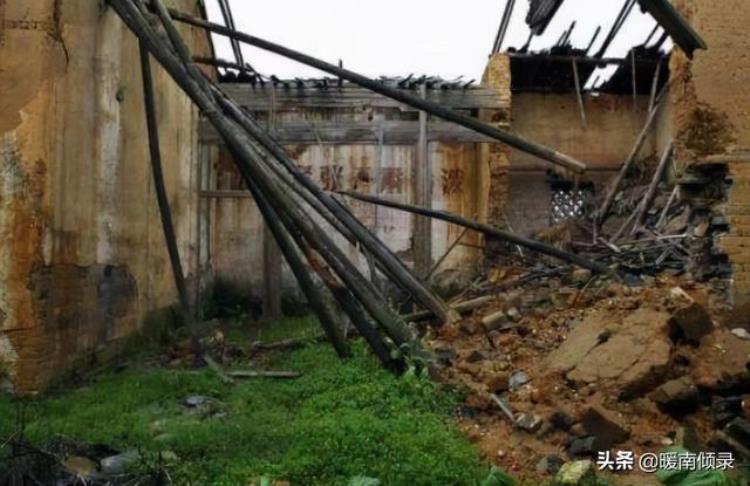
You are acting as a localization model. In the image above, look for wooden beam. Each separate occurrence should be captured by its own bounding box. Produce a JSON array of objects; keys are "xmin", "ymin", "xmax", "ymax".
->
[
  {"xmin": 198, "ymin": 119, "xmax": 509, "ymax": 145},
  {"xmin": 218, "ymin": 83, "xmax": 508, "ymax": 112}
]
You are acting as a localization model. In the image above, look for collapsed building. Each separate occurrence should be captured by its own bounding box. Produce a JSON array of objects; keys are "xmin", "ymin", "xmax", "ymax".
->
[{"xmin": 1, "ymin": 0, "xmax": 749, "ymax": 475}]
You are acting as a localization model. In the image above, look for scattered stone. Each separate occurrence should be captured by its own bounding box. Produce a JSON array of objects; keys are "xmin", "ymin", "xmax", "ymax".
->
[
  {"xmin": 63, "ymin": 455, "xmax": 98, "ymax": 478},
  {"xmin": 465, "ymin": 349, "xmax": 487, "ymax": 363},
  {"xmin": 481, "ymin": 310, "xmax": 510, "ymax": 332},
  {"xmin": 433, "ymin": 346, "xmax": 457, "ymax": 366},
  {"xmin": 566, "ymin": 436, "xmax": 596, "ymax": 458},
  {"xmin": 515, "ymin": 413, "xmax": 543, "ymax": 432},
  {"xmin": 184, "ymin": 395, "xmax": 208, "ymax": 408},
  {"xmin": 731, "ymin": 328, "xmax": 750, "ymax": 340},
  {"xmin": 509, "ymin": 370, "xmax": 530, "ymax": 391},
  {"xmin": 536, "ymin": 454, "xmax": 564, "ymax": 475},
  {"xmin": 484, "ymin": 372, "xmax": 510, "ymax": 394},
  {"xmin": 649, "ymin": 376, "xmax": 699, "ymax": 414},
  {"xmin": 570, "ymin": 269, "xmax": 592, "ymax": 285},
  {"xmin": 568, "ymin": 423, "xmax": 586, "ymax": 437},
  {"xmin": 556, "ymin": 460, "xmax": 593, "ymax": 484},
  {"xmin": 580, "ymin": 405, "xmax": 630, "ymax": 450},
  {"xmin": 670, "ymin": 303, "xmax": 713, "ymax": 343},
  {"xmin": 100, "ymin": 450, "xmax": 140, "ymax": 475},
  {"xmin": 712, "ymin": 396, "xmax": 744, "ymax": 428},
  {"xmin": 692, "ymin": 329, "xmax": 750, "ymax": 390},
  {"xmin": 506, "ymin": 307, "xmax": 522, "ymax": 322},
  {"xmin": 459, "ymin": 321, "xmax": 479, "ymax": 335}
]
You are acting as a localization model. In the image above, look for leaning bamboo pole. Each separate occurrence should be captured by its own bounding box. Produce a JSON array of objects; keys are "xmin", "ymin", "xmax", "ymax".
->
[
  {"xmin": 112, "ymin": 0, "xmax": 414, "ymax": 353},
  {"xmin": 339, "ymin": 191, "xmax": 612, "ymax": 275}
]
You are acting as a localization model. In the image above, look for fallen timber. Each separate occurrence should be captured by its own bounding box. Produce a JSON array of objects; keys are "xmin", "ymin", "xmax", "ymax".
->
[
  {"xmin": 338, "ymin": 191, "xmax": 612, "ymax": 275},
  {"xmin": 110, "ymin": 0, "xmax": 429, "ymax": 371},
  {"xmin": 154, "ymin": 5, "xmax": 588, "ymax": 174}
]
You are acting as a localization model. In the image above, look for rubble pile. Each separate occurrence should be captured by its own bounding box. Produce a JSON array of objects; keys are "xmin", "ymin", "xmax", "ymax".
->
[{"xmin": 426, "ymin": 268, "xmax": 749, "ymax": 482}]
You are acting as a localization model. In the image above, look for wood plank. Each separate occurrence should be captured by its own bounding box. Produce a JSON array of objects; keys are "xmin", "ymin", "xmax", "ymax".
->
[{"xmin": 413, "ymin": 86, "xmax": 432, "ymax": 278}]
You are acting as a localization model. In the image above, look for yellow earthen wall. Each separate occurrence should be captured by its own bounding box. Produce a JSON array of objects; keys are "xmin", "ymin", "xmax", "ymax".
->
[{"xmin": 0, "ymin": 0, "xmax": 213, "ymax": 393}]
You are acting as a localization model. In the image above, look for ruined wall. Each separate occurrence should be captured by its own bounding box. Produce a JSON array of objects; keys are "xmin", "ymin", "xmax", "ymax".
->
[
  {"xmin": 206, "ymin": 136, "xmax": 488, "ymax": 299},
  {"xmin": 505, "ymin": 92, "xmax": 656, "ymax": 235},
  {"xmin": 668, "ymin": 0, "xmax": 750, "ymax": 306},
  {"xmin": 0, "ymin": 1, "xmax": 213, "ymax": 393}
]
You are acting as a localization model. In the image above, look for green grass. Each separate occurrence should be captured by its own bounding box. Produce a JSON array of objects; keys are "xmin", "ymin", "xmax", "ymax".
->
[{"xmin": 0, "ymin": 319, "xmax": 491, "ymax": 485}]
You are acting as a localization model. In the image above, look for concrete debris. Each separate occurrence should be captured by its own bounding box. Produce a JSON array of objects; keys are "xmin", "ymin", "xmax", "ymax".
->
[
  {"xmin": 509, "ymin": 370, "xmax": 530, "ymax": 391},
  {"xmin": 731, "ymin": 328, "xmax": 750, "ymax": 340},
  {"xmin": 515, "ymin": 412, "xmax": 543, "ymax": 432}
]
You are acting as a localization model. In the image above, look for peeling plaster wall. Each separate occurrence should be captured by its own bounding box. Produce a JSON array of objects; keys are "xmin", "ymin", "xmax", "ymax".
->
[
  {"xmin": 0, "ymin": 0, "xmax": 213, "ymax": 393},
  {"xmin": 668, "ymin": 0, "xmax": 750, "ymax": 307}
]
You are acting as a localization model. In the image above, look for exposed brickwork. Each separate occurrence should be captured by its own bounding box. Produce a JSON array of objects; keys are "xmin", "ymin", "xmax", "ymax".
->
[{"xmin": 669, "ymin": 1, "xmax": 750, "ymax": 306}]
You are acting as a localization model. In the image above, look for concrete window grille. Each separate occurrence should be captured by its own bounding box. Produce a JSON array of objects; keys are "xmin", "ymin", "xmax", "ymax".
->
[{"xmin": 550, "ymin": 187, "xmax": 590, "ymax": 225}]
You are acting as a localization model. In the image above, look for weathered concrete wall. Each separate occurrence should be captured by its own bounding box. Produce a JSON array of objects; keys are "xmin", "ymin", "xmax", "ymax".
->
[
  {"xmin": 0, "ymin": 1, "xmax": 213, "ymax": 393},
  {"xmin": 668, "ymin": 0, "xmax": 750, "ymax": 306}
]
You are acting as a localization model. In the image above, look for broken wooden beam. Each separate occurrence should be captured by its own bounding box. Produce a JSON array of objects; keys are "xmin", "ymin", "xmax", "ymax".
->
[
  {"xmin": 338, "ymin": 191, "xmax": 612, "ymax": 275},
  {"xmin": 403, "ymin": 295, "xmax": 494, "ymax": 323},
  {"xmin": 632, "ymin": 141, "xmax": 673, "ymax": 232},
  {"xmin": 160, "ymin": 7, "xmax": 588, "ymax": 174},
  {"xmin": 597, "ymin": 81, "xmax": 671, "ymax": 223}
]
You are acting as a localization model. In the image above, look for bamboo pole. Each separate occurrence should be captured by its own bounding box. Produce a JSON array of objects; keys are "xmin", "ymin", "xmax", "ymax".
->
[
  {"xmin": 139, "ymin": 42, "xmax": 196, "ymax": 331},
  {"xmin": 158, "ymin": 6, "xmax": 588, "ymax": 174},
  {"xmin": 339, "ymin": 191, "xmax": 612, "ymax": 275}
]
